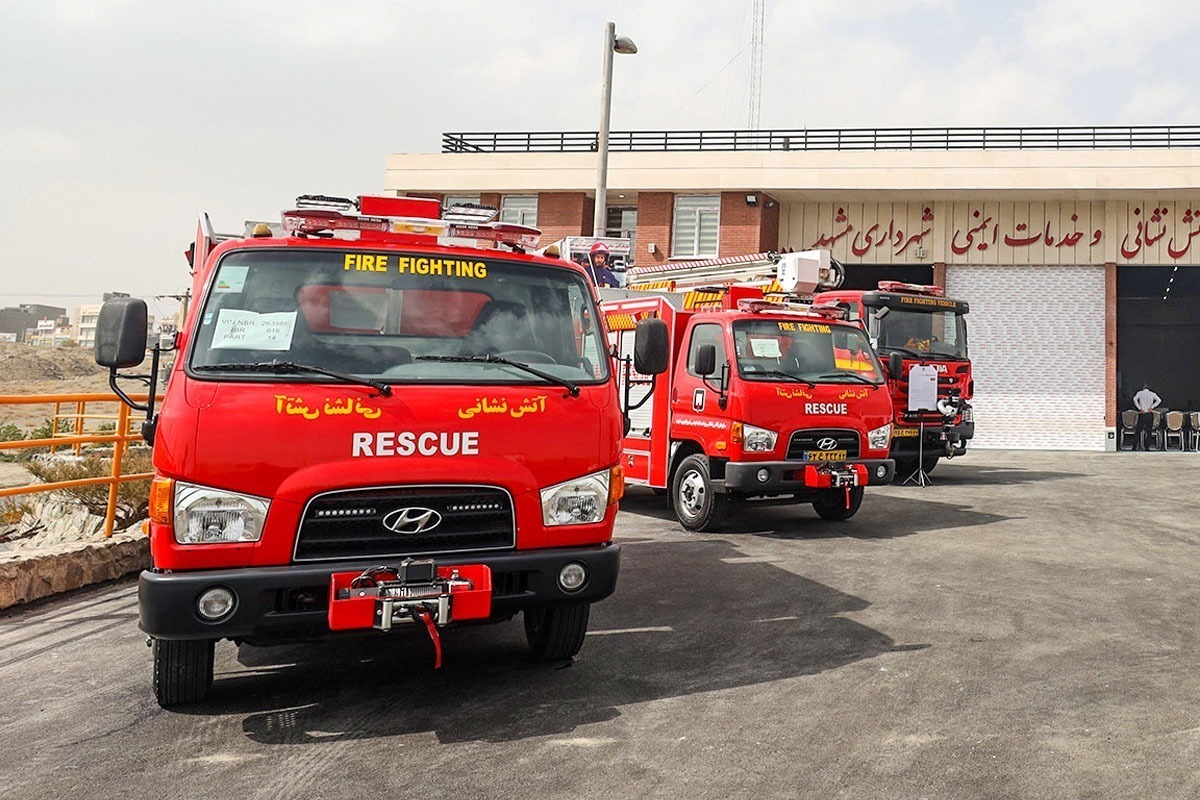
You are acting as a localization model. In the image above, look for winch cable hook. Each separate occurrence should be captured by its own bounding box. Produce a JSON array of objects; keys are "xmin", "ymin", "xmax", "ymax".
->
[{"xmin": 414, "ymin": 607, "xmax": 443, "ymax": 669}]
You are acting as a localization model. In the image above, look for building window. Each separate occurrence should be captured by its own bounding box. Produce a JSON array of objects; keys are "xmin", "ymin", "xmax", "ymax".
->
[
  {"xmin": 672, "ymin": 195, "xmax": 720, "ymax": 258},
  {"xmin": 444, "ymin": 194, "xmax": 481, "ymax": 209},
  {"xmin": 606, "ymin": 207, "xmax": 637, "ymax": 266},
  {"xmin": 500, "ymin": 195, "xmax": 538, "ymax": 227}
]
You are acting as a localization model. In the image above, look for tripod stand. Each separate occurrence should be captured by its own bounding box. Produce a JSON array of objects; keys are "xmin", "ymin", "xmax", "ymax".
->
[{"xmin": 901, "ymin": 414, "xmax": 932, "ymax": 486}]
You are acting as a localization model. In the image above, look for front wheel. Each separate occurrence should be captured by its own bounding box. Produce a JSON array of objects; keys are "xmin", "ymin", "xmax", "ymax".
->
[
  {"xmin": 813, "ymin": 487, "xmax": 864, "ymax": 521},
  {"xmin": 153, "ymin": 638, "xmax": 215, "ymax": 707},
  {"xmin": 525, "ymin": 602, "xmax": 591, "ymax": 661},
  {"xmin": 671, "ymin": 454, "xmax": 728, "ymax": 531}
]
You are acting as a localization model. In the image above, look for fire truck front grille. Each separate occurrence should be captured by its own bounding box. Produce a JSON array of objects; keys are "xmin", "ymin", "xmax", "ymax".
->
[
  {"xmin": 785, "ymin": 429, "xmax": 861, "ymax": 460},
  {"xmin": 294, "ymin": 485, "xmax": 515, "ymax": 562}
]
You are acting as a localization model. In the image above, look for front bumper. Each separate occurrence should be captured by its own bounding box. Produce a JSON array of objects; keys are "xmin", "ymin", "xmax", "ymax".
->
[
  {"xmin": 721, "ymin": 458, "xmax": 894, "ymax": 493},
  {"xmin": 140, "ymin": 543, "xmax": 620, "ymax": 641}
]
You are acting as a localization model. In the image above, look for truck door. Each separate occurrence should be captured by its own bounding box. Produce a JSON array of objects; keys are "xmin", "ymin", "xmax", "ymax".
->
[{"xmin": 671, "ymin": 322, "xmax": 728, "ymax": 441}]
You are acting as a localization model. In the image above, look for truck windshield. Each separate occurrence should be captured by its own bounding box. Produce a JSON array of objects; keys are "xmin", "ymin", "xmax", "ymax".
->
[
  {"xmin": 732, "ymin": 319, "xmax": 885, "ymax": 384},
  {"xmin": 188, "ymin": 249, "xmax": 609, "ymax": 386},
  {"xmin": 872, "ymin": 308, "xmax": 968, "ymax": 360}
]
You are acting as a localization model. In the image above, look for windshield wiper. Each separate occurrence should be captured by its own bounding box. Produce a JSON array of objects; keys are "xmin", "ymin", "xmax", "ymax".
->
[
  {"xmin": 193, "ymin": 360, "xmax": 392, "ymax": 397},
  {"xmin": 747, "ymin": 369, "xmax": 815, "ymax": 387},
  {"xmin": 415, "ymin": 354, "xmax": 580, "ymax": 397},
  {"xmin": 813, "ymin": 370, "xmax": 880, "ymax": 385}
]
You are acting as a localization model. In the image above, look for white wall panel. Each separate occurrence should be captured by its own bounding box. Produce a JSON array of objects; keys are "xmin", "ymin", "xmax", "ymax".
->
[{"xmin": 946, "ymin": 265, "xmax": 1107, "ymax": 450}]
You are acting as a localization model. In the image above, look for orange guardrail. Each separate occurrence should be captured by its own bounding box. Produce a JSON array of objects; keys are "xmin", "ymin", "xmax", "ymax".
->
[{"xmin": 0, "ymin": 393, "xmax": 161, "ymax": 537}]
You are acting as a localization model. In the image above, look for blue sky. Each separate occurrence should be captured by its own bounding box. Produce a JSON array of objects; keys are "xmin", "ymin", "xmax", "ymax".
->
[{"xmin": 2, "ymin": 0, "xmax": 1198, "ymax": 315}]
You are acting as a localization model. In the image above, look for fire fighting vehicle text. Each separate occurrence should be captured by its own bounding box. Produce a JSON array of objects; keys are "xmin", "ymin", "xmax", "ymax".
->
[
  {"xmin": 602, "ymin": 251, "xmax": 895, "ymax": 531},
  {"xmin": 814, "ymin": 281, "xmax": 973, "ymax": 476},
  {"xmin": 94, "ymin": 194, "xmax": 667, "ymax": 706}
]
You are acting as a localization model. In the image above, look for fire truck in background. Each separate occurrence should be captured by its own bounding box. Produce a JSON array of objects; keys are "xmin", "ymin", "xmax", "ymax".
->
[
  {"xmin": 814, "ymin": 282, "xmax": 973, "ymax": 475},
  {"xmin": 603, "ymin": 251, "xmax": 895, "ymax": 531},
  {"xmin": 94, "ymin": 194, "xmax": 667, "ymax": 706}
]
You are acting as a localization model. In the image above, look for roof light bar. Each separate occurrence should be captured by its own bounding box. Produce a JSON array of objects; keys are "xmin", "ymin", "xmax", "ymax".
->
[
  {"xmin": 877, "ymin": 280, "xmax": 945, "ymax": 297},
  {"xmin": 809, "ymin": 302, "xmax": 848, "ymax": 319},
  {"xmin": 445, "ymin": 221, "xmax": 541, "ymax": 250},
  {"xmin": 295, "ymin": 194, "xmax": 358, "ymax": 212}
]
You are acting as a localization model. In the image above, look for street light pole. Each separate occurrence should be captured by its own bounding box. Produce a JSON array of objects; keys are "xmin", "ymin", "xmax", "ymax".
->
[{"xmin": 594, "ymin": 21, "xmax": 637, "ymax": 237}]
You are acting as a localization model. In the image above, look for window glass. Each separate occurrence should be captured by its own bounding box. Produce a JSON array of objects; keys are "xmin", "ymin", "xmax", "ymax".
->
[
  {"xmin": 687, "ymin": 323, "xmax": 727, "ymax": 377},
  {"xmin": 190, "ymin": 249, "xmax": 608, "ymax": 386},
  {"xmin": 500, "ymin": 195, "xmax": 538, "ymax": 227},
  {"xmin": 672, "ymin": 196, "xmax": 720, "ymax": 258}
]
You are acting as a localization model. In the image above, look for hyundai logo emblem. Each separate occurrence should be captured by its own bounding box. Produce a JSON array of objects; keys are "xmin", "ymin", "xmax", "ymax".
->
[
  {"xmin": 381, "ymin": 507, "xmax": 442, "ymax": 535},
  {"xmin": 816, "ymin": 437, "xmax": 839, "ymax": 450}
]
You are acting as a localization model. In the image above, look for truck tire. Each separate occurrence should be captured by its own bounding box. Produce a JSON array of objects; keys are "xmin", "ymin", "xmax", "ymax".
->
[
  {"xmin": 671, "ymin": 453, "xmax": 728, "ymax": 531},
  {"xmin": 812, "ymin": 487, "xmax": 864, "ymax": 521},
  {"xmin": 153, "ymin": 638, "xmax": 215, "ymax": 707},
  {"xmin": 525, "ymin": 602, "xmax": 591, "ymax": 661}
]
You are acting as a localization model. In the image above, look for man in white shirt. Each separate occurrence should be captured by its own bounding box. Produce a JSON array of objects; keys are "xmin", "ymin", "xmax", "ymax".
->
[{"xmin": 1132, "ymin": 383, "xmax": 1162, "ymax": 450}]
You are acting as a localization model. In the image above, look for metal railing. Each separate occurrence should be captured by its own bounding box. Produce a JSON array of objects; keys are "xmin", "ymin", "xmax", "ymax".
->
[
  {"xmin": 443, "ymin": 125, "xmax": 1200, "ymax": 153},
  {"xmin": 0, "ymin": 393, "xmax": 159, "ymax": 538}
]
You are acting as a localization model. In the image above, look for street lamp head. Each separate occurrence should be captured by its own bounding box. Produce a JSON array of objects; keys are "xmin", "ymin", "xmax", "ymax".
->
[{"xmin": 613, "ymin": 35, "xmax": 638, "ymax": 55}]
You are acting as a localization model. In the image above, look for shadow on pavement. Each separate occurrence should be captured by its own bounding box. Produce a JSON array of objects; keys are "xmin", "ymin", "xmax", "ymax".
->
[
  {"xmin": 180, "ymin": 540, "xmax": 920, "ymax": 745},
  {"xmin": 912, "ymin": 462, "xmax": 1086, "ymax": 487},
  {"xmin": 618, "ymin": 487, "xmax": 1016, "ymax": 541}
]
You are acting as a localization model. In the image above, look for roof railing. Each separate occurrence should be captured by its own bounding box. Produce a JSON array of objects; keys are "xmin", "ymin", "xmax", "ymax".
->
[{"xmin": 442, "ymin": 125, "xmax": 1200, "ymax": 153}]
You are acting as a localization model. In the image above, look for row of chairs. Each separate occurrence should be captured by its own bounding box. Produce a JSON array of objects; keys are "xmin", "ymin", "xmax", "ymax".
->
[{"xmin": 1118, "ymin": 410, "xmax": 1200, "ymax": 451}]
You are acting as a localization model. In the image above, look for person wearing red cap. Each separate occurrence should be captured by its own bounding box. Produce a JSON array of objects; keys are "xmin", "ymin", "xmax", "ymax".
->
[{"xmin": 587, "ymin": 241, "xmax": 619, "ymax": 288}]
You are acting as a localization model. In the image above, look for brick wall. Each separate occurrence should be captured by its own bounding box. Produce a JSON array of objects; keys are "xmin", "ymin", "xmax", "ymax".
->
[
  {"xmin": 635, "ymin": 192, "xmax": 674, "ymax": 267},
  {"xmin": 719, "ymin": 192, "xmax": 770, "ymax": 257},
  {"xmin": 536, "ymin": 192, "xmax": 594, "ymax": 243}
]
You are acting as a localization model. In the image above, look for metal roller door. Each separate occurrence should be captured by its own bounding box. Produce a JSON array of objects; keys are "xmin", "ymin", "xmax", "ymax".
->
[{"xmin": 945, "ymin": 265, "xmax": 1106, "ymax": 450}]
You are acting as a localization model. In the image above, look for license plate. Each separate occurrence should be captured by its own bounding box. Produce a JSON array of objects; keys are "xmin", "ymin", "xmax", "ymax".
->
[
  {"xmin": 804, "ymin": 449, "xmax": 847, "ymax": 462},
  {"xmin": 892, "ymin": 427, "xmax": 920, "ymax": 438}
]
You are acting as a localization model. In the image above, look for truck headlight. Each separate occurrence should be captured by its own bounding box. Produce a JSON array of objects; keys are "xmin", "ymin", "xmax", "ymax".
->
[
  {"xmin": 867, "ymin": 424, "xmax": 893, "ymax": 450},
  {"xmin": 741, "ymin": 423, "xmax": 778, "ymax": 453},
  {"xmin": 962, "ymin": 405, "xmax": 973, "ymax": 423},
  {"xmin": 541, "ymin": 469, "xmax": 611, "ymax": 526},
  {"xmin": 174, "ymin": 482, "xmax": 270, "ymax": 544}
]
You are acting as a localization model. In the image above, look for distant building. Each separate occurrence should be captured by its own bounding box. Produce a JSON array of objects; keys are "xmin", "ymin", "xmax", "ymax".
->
[{"xmin": 0, "ymin": 304, "xmax": 66, "ymax": 344}]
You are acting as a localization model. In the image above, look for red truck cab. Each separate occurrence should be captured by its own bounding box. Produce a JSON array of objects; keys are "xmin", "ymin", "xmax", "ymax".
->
[
  {"xmin": 94, "ymin": 195, "xmax": 665, "ymax": 706},
  {"xmin": 603, "ymin": 287, "xmax": 895, "ymax": 530},
  {"xmin": 815, "ymin": 281, "xmax": 973, "ymax": 475}
]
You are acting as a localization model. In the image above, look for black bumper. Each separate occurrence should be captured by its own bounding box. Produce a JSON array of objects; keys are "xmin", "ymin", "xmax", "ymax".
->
[
  {"xmin": 720, "ymin": 458, "xmax": 895, "ymax": 492},
  {"xmin": 140, "ymin": 543, "xmax": 620, "ymax": 641}
]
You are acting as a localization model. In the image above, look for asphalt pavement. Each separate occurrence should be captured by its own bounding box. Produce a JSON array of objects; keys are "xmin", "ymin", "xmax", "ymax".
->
[{"xmin": 2, "ymin": 450, "xmax": 1199, "ymax": 800}]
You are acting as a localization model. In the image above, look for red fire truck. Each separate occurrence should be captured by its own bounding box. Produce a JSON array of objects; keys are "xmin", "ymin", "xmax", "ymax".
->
[
  {"xmin": 602, "ymin": 252, "xmax": 896, "ymax": 531},
  {"xmin": 93, "ymin": 194, "xmax": 667, "ymax": 706},
  {"xmin": 813, "ymin": 282, "xmax": 973, "ymax": 475}
]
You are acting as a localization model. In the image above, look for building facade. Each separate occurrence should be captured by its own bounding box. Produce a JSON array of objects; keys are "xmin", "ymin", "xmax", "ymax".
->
[{"xmin": 386, "ymin": 127, "xmax": 1200, "ymax": 451}]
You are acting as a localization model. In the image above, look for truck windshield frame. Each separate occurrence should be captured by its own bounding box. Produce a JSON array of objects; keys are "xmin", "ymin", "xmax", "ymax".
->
[
  {"xmin": 732, "ymin": 318, "xmax": 885, "ymax": 385},
  {"xmin": 870, "ymin": 307, "xmax": 969, "ymax": 361},
  {"xmin": 186, "ymin": 248, "xmax": 610, "ymax": 387}
]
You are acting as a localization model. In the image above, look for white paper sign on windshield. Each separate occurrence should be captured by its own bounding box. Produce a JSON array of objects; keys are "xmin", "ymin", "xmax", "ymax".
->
[
  {"xmin": 908, "ymin": 364, "xmax": 939, "ymax": 411},
  {"xmin": 749, "ymin": 338, "xmax": 783, "ymax": 358},
  {"xmin": 211, "ymin": 309, "xmax": 297, "ymax": 351}
]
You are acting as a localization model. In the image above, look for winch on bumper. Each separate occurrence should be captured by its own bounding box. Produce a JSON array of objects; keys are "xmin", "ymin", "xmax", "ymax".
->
[{"xmin": 720, "ymin": 458, "xmax": 895, "ymax": 492}]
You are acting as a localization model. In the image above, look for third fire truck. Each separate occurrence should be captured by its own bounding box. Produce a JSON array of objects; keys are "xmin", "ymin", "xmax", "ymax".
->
[{"xmin": 814, "ymin": 281, "xmax": 973, "ymax": 475}]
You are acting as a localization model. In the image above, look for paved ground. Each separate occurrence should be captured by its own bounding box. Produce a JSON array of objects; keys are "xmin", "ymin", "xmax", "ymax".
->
[{"xmin": 2, "ymin": 450, "xmax": 1199, "ymax": 800}]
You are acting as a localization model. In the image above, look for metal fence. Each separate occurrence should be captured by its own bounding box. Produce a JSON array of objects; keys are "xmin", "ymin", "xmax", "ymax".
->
[
  {"xmin": 443, "ymin": 126, "xmax": 1200, "ymax": 154},
  {"xmin": 0, "ymin": 393, "xmax": 159, "ymax": 537}
]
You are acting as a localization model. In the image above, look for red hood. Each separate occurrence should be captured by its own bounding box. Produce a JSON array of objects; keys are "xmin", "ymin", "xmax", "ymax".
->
[
  {"xmin": 157, "ymin": 381, "xmax": 619, "ymax": 502},
  {"xmin": 727, "ymin": 380, "xmax": 894, "ymax": 456}
]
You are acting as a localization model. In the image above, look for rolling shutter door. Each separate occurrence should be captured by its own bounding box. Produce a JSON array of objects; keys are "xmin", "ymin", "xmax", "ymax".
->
[{"xmin": 945, "ymin": 265, "xmax": 1106, "ymax": 450}]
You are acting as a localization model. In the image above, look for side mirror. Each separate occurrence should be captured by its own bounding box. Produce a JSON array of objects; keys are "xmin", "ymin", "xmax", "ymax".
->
[
  {"xmin": 694, "ymin": 344, "xmax": 716, "ymax": 377},
  {"xmin": 94, "ymin": 297, "xmax": 149, "ymax": 369},
  {"xmin": 888, "ymin": 351, "xmax": 904, "ymax": 379},
  {"xmin": 633, "ymin": 318, "xmax": 669, "ymax": 375}
]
